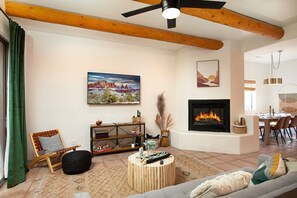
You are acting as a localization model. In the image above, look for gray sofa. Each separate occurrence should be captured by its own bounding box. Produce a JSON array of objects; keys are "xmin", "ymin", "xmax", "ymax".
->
[{"xmin": 128, "ymin": 155, "xmax": 297, "ymax": 198}]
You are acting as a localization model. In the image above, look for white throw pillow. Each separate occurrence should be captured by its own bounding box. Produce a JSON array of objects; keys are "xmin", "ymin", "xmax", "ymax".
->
[{"xmin": 190, "ymin": 170, "xmax": 252, "ymax": 198}]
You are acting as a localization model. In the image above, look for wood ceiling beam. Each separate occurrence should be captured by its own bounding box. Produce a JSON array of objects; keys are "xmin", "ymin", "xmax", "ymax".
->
[
  {"xmin": 4, "ymin": 1, "xmax": 224, "ymax": 50},
  {"xmin": 134, "ymin": 0, "xmax": 284, "ymax": 39}
]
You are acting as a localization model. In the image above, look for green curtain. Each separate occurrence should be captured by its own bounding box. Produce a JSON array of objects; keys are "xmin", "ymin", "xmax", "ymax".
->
[{"xmin": 7, "ymin": 20, "xmax": 28, "ymax": 188}]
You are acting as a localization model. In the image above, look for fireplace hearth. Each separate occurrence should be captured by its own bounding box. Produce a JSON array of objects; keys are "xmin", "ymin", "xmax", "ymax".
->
[{"xmin": 188, "ymin": 99, "xmax": 230, "ymax": 132}]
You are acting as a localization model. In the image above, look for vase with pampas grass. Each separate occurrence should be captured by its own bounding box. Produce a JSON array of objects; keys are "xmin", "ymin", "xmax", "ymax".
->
[{"xmin": 155, "ymin": 93, "xmax": 174, "ymax": 147}]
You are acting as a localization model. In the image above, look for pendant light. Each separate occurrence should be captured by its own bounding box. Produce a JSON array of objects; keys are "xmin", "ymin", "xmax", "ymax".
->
[{"xmin": 264, "ymin": 50, "xmax": 283, "ymax": 85}]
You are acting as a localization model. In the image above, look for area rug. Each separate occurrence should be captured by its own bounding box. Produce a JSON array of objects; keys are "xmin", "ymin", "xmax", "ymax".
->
[{"xmin": 33, "ymin": 154, "xmax": 220, "ymax": 198}]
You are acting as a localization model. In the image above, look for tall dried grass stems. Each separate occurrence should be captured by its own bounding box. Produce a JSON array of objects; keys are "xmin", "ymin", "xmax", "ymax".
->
[{"xmin": 155, "ymin": 93, "xmax": 174, "ymax": 130}]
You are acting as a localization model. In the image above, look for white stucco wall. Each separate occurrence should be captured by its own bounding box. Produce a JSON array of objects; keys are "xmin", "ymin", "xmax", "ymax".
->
[{"xmin": 25, "ymin": 30, "xmax": 177, "ymax": 159}]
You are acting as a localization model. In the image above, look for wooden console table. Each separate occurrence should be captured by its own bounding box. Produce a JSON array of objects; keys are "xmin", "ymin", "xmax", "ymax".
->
[
  {"xmin": 90, "ymin": 122, "xmax": 145, "ymax": 156},
  {"xmin": 127, "ymin": 152, "xmax": 175, "ymax": 193}
]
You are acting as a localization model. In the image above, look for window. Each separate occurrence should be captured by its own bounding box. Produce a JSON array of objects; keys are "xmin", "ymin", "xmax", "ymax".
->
[
  {"xmin": 244, "ymin": 90, "xmax": 256, "ymax": 111},
  {"xmin": 244, "ymin": 80, "xmax": 256, "ymax": 111}
]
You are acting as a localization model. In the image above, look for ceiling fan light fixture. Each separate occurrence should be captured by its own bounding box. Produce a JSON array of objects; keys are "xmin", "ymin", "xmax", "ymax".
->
[
  {"xmin": 162, "ymin": 0, "xmax": 180, "ymax": 19},
  {"xmin": 122, "ymin": 0, "xmax": 226, "ymax": 28},
  {"xmin": 162, "ymin": 7, "xmax": 180, "ymax": 19}
]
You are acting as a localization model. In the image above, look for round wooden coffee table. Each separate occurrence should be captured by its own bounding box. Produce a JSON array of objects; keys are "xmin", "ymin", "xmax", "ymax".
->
[{"xmin": 127, "ymin": 152, "xmax": 175, "ymax": 193}]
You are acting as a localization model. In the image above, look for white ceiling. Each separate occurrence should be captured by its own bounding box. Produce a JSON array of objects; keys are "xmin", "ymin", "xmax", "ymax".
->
[
  {"xmin": 11, "ymin": 0, "xmax": 297, "ymax": 63},
  {"xmin": 245, "ymin": 37, "xmax": 297, "ymax": 64}
]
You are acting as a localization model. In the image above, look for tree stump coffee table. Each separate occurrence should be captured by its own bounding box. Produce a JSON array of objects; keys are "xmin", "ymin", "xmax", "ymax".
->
[{"xmin": 127, "ymin": 152, "xmax": 175, "ymax": 193}]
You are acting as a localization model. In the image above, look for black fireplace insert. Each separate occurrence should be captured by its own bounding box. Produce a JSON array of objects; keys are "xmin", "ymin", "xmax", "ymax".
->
[{"xmin": 188, "ymin": 99, "xmax": 230, "ymax": 132}]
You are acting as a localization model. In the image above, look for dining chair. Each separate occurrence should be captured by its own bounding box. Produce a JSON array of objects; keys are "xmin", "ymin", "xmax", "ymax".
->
[
  {"xmin": 270, "ymin": 117, "xmax": 285, "ymax": 145},
  {"xmin": 259, "ymin": 121, "xmax": 265, "ymax": 141},
  {"xmin": 289, "ymin": 115, "xmax": 297, "ymax": 139},
  {"xmin": 282, "ymin": 116, "xmax": 293, "ymax": 142}
]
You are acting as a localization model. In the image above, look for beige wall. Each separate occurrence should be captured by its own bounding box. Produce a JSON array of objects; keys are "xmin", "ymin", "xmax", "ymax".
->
[{"xmin": 25, "ymin": 30, "xmax": 177, "ymax": 159}]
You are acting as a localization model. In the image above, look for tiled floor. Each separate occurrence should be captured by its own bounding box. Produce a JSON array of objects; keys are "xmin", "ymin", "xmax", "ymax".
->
[{"xmin": 1, "ymin": 136, "xmax": 297, "ymax": 198}]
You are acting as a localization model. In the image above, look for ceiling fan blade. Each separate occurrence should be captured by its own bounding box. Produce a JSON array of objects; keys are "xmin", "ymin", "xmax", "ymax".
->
[
  {"xmin": 167, "ymin": 19, "xmax": 176, "ymax": 29},
  {"xmin": 122, "ymin": 4, "xmax": 161, "ymax": 17},
  {"xmin": 180, "ymin": 0, "xmax": 226, "ymax": 9}
]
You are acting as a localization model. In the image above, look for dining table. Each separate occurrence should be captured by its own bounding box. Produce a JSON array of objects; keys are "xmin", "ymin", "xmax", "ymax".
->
[{"xmin": 259, "ymin": 116, "xmax": 279, "ymax": 145}]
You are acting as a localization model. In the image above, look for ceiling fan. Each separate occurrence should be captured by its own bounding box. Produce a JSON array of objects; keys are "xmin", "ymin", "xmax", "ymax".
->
[{"xmin": 122, "ymin": 0, "xmax": 226, "ymax": 29}]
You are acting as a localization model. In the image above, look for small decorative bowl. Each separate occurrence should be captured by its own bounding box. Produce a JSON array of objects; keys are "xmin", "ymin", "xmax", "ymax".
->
[{"xmin": 96, "ymin": 120, "xmax": 102, "ymax": 126}]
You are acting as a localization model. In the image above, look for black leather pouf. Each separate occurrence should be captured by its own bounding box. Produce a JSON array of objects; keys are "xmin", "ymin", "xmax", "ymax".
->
[{"xmin": 62, "ymin": 150, "xmax": 92, "ymax": 175}]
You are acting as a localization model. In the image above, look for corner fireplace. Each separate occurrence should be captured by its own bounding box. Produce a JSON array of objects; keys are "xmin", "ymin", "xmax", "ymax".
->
[{"xmin": 188, "ymin": 99, "xmax": 230, "ymax": 132}]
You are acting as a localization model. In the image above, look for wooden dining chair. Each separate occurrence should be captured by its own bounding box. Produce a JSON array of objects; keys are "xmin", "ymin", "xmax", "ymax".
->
[
  {"xmin": 282, "ymin": 116, "xmax": 293, "ymax": 142},
  {"xmin": 270, "ymin": 117, "xmax": 285, "ymax": 145},
  {"xmin": 29, "ymin": 129, "xmax": 81, "ymax": 173},
  {"xmin": 289, "ymin": 115, "xmax": 297, "ymax": 139}
]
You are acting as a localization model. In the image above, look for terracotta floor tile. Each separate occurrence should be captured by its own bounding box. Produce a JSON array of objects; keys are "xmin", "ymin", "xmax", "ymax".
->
[
  {"xmin": 215, "ymin": 154, "xmax": 237, "ymax": 162},
  {"xmin": 116, "ymin": 151, "xmax": 135, "ymax": 159},
  {"xmin": 203, "ymin": 157, "xmax": 224, "ymax": 165},
  {"xmin": 91, "ymin": 162, "xmax": 105, "ymax": 169},
  {"xmin": 103, "ymin": 159, "xmax": 125, "ymax": 167},
  {"xmin": 206, "ymin": 152, "xmax": 222, "ymax": 157},
  {"xmin": 0, "ymin": 179, "xmax": 33, "ymax": 198},
  {"xmin": 33, "ymin": 167, "xmax": 51, "ymax": 180},
  {"xmin": 214, "ymin": 163, "xmax": 239, "ymax": 172},
  {"xmin": 246, "ymin": 152, "xmax": 260, "ymax": 157},
  {"xmin": 101, "ymin": 153, "xmax": 119, "ymax": 161},
  {"xmin": 241, "ymin": 156, "xmax": 258, "ymax": 166},
  {"xmin": 25, "ymin": 178, "xmax": 42, "ymax": 197},
  {"xmin": 121, "ymin": 159, "xmax": 129, "ymax": 165},
  {"xmin": 25, "ymin": 167, "xmax": 40, "ymax": 179},
  {"xmin": 182, "ymin": 149, "xmax": 199, "ymax": 154},
  {"xmin": 191, "ymin": 152, "xmax": 212, "ymax": 159},
  {"xmin": 229, "ymin": 154, "xmax": 246, "ymax": 159},
  {"xmin": 229, "ymin": 160, "xmax": 256, "ymax": 168},
  {"xmin": 92, "ymin": 156, "xmax": 103, "ymax": 163}
]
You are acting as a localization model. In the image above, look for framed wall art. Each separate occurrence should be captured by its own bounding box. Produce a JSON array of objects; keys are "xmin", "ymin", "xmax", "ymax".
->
[
  {"xmin": 196, "ymin": 59, "xmax": 219, "ymax": 87},
  {"xmin": 87, "ymin": 72, "xmax": 140, "ymax": 105},
  {"xmin": 278, "ymin": 83, "xmax": 297, "ymax": 116}
]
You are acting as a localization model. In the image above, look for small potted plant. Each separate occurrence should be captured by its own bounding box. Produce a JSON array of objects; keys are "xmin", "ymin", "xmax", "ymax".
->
[{"xmin": 143, "ymin": 139, "xmax": 156, "ymax": 155}]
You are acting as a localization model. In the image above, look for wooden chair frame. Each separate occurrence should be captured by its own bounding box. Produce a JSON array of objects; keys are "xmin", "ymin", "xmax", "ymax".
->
[{"xmin": 29, "ymin": 129, "xmax": 80, "ymax": 173}]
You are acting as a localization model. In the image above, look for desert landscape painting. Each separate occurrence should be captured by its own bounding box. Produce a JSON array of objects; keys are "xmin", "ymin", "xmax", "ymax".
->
[
  {"xmin": 87, "ymin": 72, "xmax": 140, "ymax": 104},
  {"xmin": 196, "ymin": 60, "xmax": 219, "ymax": 87}
]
